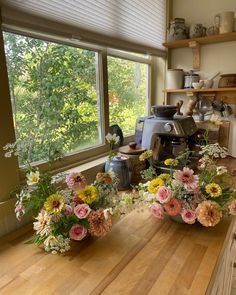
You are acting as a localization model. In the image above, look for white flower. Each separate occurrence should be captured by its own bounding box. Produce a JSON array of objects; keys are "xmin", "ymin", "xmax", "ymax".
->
[
  {"xmin": 209, "ymin": 114, "xmax": 222, "ymax": 126},
  {"xmin": 103, "ymin": 208, "xmax": 113, "ymax": 220},
  {"xmin": 44, "ymin": 235, "xmax": 58, "ymax": 248},
  {"xmin": 105, "ymin": 133, "xmax": 120, "ymax": 145},
  {"xmin": 216, "ymin": 166, "xmax": 228, "ymax": 175},
  {"xmin": 26, "ymin": 170, "xmax": 40, "ymax": 186}
]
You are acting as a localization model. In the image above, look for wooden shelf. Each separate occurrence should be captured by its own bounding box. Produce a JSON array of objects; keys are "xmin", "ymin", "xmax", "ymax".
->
[
  {"xmin": 163, "ymin": 32, "xmax": 236, "ymax": 69},
  {"xmin": 163, "ymin": 32, "xmax": 236, "ymax": 49},
  {"xmin": 163, "ymin": 87, "xmax": 236, "ymax": 93}
]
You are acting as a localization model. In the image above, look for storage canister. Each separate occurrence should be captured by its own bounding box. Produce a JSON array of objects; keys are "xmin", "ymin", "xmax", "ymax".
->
[{"xmin": 166, "ymin": 69, "xmax": 184, "ymax": 89}]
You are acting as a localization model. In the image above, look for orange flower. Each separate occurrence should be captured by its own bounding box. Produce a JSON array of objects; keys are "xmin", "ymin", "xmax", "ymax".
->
[{"xmin": 164, "ymin": 198, "xmax": 182, "ymax": 216}]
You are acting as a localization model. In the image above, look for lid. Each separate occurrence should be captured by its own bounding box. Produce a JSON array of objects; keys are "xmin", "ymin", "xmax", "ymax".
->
[
  {"xmin": 119, "ymin": 145, "xmax": 146, "ymax": 155},
  {"xmin": 185, "ymin": 71, "xmax": 199, "ymax": 77}
]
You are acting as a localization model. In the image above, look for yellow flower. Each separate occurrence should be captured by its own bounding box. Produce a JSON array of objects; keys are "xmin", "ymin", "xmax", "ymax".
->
[
  {"xmin": 164, "ymin": 158, "xmax": 179, "ymax": 166},
  {"xmin": 148, "ymin": 178, "xmax": 165, "ymax": 194},
  {"xmin": 139, "ymin": 150, "xmax": 153, "ymax": 161},
  {"xmin": 158, "ymin": 173, "xmax": 171, "ymax": 182},
  {"xmin": 44, "ymin": 194, "xmax": 65, "ymax": 214},
  {"xmin": 205, "ymin": 183, "xmax": 222, "ymax": 197},
  {"xmin": 78, "ymin": 185, "xmax": 98, "ymax": 204}
]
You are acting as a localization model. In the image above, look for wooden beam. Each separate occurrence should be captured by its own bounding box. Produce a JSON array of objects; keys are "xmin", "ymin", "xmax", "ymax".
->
[{"xmin": 188, "ymin": 41, "xmax": 200, "ymax": 70}]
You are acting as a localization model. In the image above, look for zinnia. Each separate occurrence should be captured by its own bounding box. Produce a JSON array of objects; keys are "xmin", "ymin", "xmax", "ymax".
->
[
  {"xmin": 74, "ymin": 203, "xmax": 91, "ymax": 219},
  {"xmin": 181, "ymin": 209, "xmax": 196, "ymax": 224},
  {"xmin": 150, "ymin": 203, "xmax": 164, "ymax": 219},
  {"xmin": 88, "ymin": 208, "xmax": 112, "ymax": 237},
  {"xmin": 164, "ymin": 198, "xmax": 182, "ymax": 216},
  {"xmin": 44, "ymin": 194, "xmax": 65, "ymax": 214},
  {"xmin": 96, "ymin": 172, "xmax": 113, "ymax": 184},
  {"xmin": 156, "ymin": 186, "xmax": 173, "ymax": 204},
  {"xmin": 148, "ymin": 178, "xmax": 165, "ymax": 194},
  {"xmin": 205, "ymin": 183, "xmax": 222, "ymax": 197},
  {"xmin": 66, "ymin": 172, "xmax": 86, "ymax": 191},
  {"xmin": 69, "ymin": 224, "xmax": 87, "ymax": 241},
  {"xmin": 78, "ymin": 185, "xmax": 98, "ymax": 204},
  {"xmin": 196, "ymin": 200, "xmax": 222, "ymax": 227}
]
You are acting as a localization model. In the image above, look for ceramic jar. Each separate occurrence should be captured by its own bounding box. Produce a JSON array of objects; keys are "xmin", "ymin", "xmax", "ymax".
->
[
  {"xmin": 166, "ymin": 69, "xmax": 184, "ymax": 89},
  {"xmin": 189, "ymin": 24, "xmax": 206, "ymax": 38},
  {"xmin": 167, "ymin": 18, "xmax": 188, "ymax": 41},
  {"xmin": 105, "ymin": 155, "xmax": 131, "ymax": 189},
  {"xmin": 215, "ymin": 11, "xmax": 235, "ymax": 34},
  {"xmin": 184, "ymin": 71, "xmax": 200, "ymax": 88}
]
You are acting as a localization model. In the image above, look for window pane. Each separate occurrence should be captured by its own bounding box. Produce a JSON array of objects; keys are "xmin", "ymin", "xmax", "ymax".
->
[
  {"xmin": 3, "ymin": 32, "xmax": 101, "ymax": 165},
  {"xmin": 108, "ymin": 56, "xmax": 148, "ymax": 136}
]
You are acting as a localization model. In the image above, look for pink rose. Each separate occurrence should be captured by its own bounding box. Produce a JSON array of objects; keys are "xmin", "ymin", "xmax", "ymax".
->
[
  {"xmin": 181, "ymin": 209, "xmax": 196, "ymax": 224},
  {"xmin": 69, "ymin": 224, "xmax": 87, "ymax": 241},
  {"xmin": 156, "ymin": 186, "xmax": 173, "ymax": 204},
  {"xmin": 74, "ymin": 204, "xmax": 91, "ymax": 219},
  {"xmin": 64, "ymin": 204, "xmax": 73, "ymax": 216},
  {"xmin": 228, "ymin": 200, "xmax": 236, "ymax": 215},
  {"xmin": 150, "ymin": 202, "xmax": 164, "ymax": 219}
]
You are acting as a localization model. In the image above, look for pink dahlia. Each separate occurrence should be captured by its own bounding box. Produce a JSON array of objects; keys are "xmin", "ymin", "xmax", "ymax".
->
[
  {"xmin": 164, "ymin": 198, "xmax": 182, "ymax": 216},
  {"xmin": 150, "ymin": 202, "xmax": 164, "ymax": 219},
  {"xmin": 181, "ymin": 209, "xmax": 196, "ymax": 224},
  {"xmin": 69, "ymin": 224, "xmax": 87, "ymax": 241},
  {"xmin": 66, "ymin": 172, "xmax": 86, "ymax": 191},
  {"xmin": 74, "ymin": 203, "xmax": 91, "ymax": 219},
  {"xmin": 88, "ymin": 208, "xmax": 112, "ymax": 237},
  {"xmin": 156, "ymin": 186, "xmax": 173, "ymax": 204},
  {"xmin": 174, "ymin": 167, "xmax": 198, "ymax": 185},
  {"xmin": 228, "ymin": 200, "xmax": 236, "ymax": 215},
  {"xmin": 184, "ymin": 182, "xmax": 200, "ymax": 194}
]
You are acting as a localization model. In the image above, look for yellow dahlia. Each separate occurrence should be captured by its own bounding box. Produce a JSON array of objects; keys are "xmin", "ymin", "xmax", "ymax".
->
[
  {"xmin": 139, "ymin": 150, "xmax": 153, "ymax": 161},
  {"xmin": 164, "ymin": 158, "xmax": 179, "ymax": 166},
  {"xmin": 205, "ymin": 183, "xmax": 222, "ymax": 197},
  {"xmin": 44, "ymin": 194, "xmax": 65, "ymax": 214},
  {"xmin": 78, "ymin": 185, "xmax": 98, "ymax": 204},
  {"xmin": 148, "ymin": 178, "xmax": 165, "ymax": 194},
  {"xmin": 196, "ymin": 200, "xmax": 222, "ymax": 227}
]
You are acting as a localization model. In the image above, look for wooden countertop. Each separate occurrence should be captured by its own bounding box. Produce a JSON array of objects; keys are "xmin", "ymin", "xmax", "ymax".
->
[
  {"xmin": 0, "ymin": 157, "xmax": 236, "ymax": 295},
  {"xmin": 0, "ymin": 210, "xmax": 233, "ymax": 295}
]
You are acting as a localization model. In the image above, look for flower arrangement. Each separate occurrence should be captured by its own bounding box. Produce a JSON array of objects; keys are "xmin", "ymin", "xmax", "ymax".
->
[
  {"xmin": 136, "ymin": 143, "xmax": 236, "ymax": 227},
  {"xmin": 105, "ymin": 133, "xmax": 120, "ymax": 159},
  {"xmin": 14, "ymin": 168, "xmax": 119, "ymax": 254}
]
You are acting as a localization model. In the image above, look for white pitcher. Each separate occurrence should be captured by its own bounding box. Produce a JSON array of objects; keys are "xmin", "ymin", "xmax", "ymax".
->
[{"xmin": 215, "ymin": 11, "xmax": 235, "ymax": 34}]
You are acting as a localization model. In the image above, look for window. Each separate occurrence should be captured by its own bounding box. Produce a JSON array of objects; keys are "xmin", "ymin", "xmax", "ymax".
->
[
  {"xmin": 108, "ymin": 55, "xmax": 149, "ymax": 136},
  {"xmin": 3, "ymin": 32, "xmax": 102, "ymax": 165}
]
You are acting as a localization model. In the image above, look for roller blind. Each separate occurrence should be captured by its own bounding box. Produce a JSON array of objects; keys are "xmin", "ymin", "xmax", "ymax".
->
[{"xmin": 0, "ymin": 0, "xmax": 166, "ymax": 56}]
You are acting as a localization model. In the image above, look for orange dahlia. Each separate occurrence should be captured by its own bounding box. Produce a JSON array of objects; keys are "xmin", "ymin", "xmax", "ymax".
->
[
  {"xmin": 196, "ymin": 200, "xmax": 222, "ymax": 227},
  {"xmin": 164, "ymin": 198, "xmax": 182, "ymax": 216}
]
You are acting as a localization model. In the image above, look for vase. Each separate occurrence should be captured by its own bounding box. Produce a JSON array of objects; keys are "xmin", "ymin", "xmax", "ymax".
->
[
  {"xmin": 105, "ymin": 155, "xmax": 131, "ymax": 190},
  {"xmin": 169, "ymin": 214, "xmax": 185, "ymax": 224}
]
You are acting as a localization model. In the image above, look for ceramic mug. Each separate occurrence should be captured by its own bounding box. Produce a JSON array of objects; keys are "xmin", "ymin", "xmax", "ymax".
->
[
  {"xmin": 215, "ymin": 11, "xmax": 234, "ymax": 34},
  {"xmin": 189, "ymin": 24, "xmax": 206, "ymax": 38}
]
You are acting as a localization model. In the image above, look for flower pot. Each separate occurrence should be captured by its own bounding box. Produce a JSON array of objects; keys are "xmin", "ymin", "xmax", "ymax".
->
[{"xmin": 169, "ymin": 214, "xmax": 185, "ymax": 224}]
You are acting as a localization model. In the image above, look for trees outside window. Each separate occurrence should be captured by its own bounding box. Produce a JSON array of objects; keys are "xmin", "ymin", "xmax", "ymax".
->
[
  {"xmin": 108, "ymin": 56, "xmax": 148, "ymax": 136},
  {"xmin": 3, "ymin": 32, "xmax": 149, "ymax": 166}
]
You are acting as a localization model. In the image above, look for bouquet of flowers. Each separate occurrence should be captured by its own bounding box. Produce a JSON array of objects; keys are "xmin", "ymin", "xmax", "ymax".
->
[
  {"xmin": 14, "ymin": 168, "xmax": 119, "ymax": 254},
  {"xmin": 136, "ymin": 143, "xmax": 236, "ymax": 227}
]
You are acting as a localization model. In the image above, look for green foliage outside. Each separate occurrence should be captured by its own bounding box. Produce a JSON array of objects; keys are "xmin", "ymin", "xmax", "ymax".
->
[{"xmin": 3, "ymin": 32, "xmax": 147, "ymax": 165}]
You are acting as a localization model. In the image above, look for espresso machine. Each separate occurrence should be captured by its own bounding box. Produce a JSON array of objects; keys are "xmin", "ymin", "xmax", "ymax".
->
[{"xmin": 135, "ymin": 105, "xmax": 199, "ymax": 173}]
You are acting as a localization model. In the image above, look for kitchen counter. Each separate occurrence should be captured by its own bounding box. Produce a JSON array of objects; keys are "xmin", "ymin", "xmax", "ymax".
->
[{"xmin": 0, "ymin": 157, "xmax": 236, "ymax": 295}]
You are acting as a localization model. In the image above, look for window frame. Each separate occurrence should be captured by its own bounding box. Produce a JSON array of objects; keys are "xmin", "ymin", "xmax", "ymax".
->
[{"xmin": 2, "ymin": 28, "xmax": 152, "ymax": 175}]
